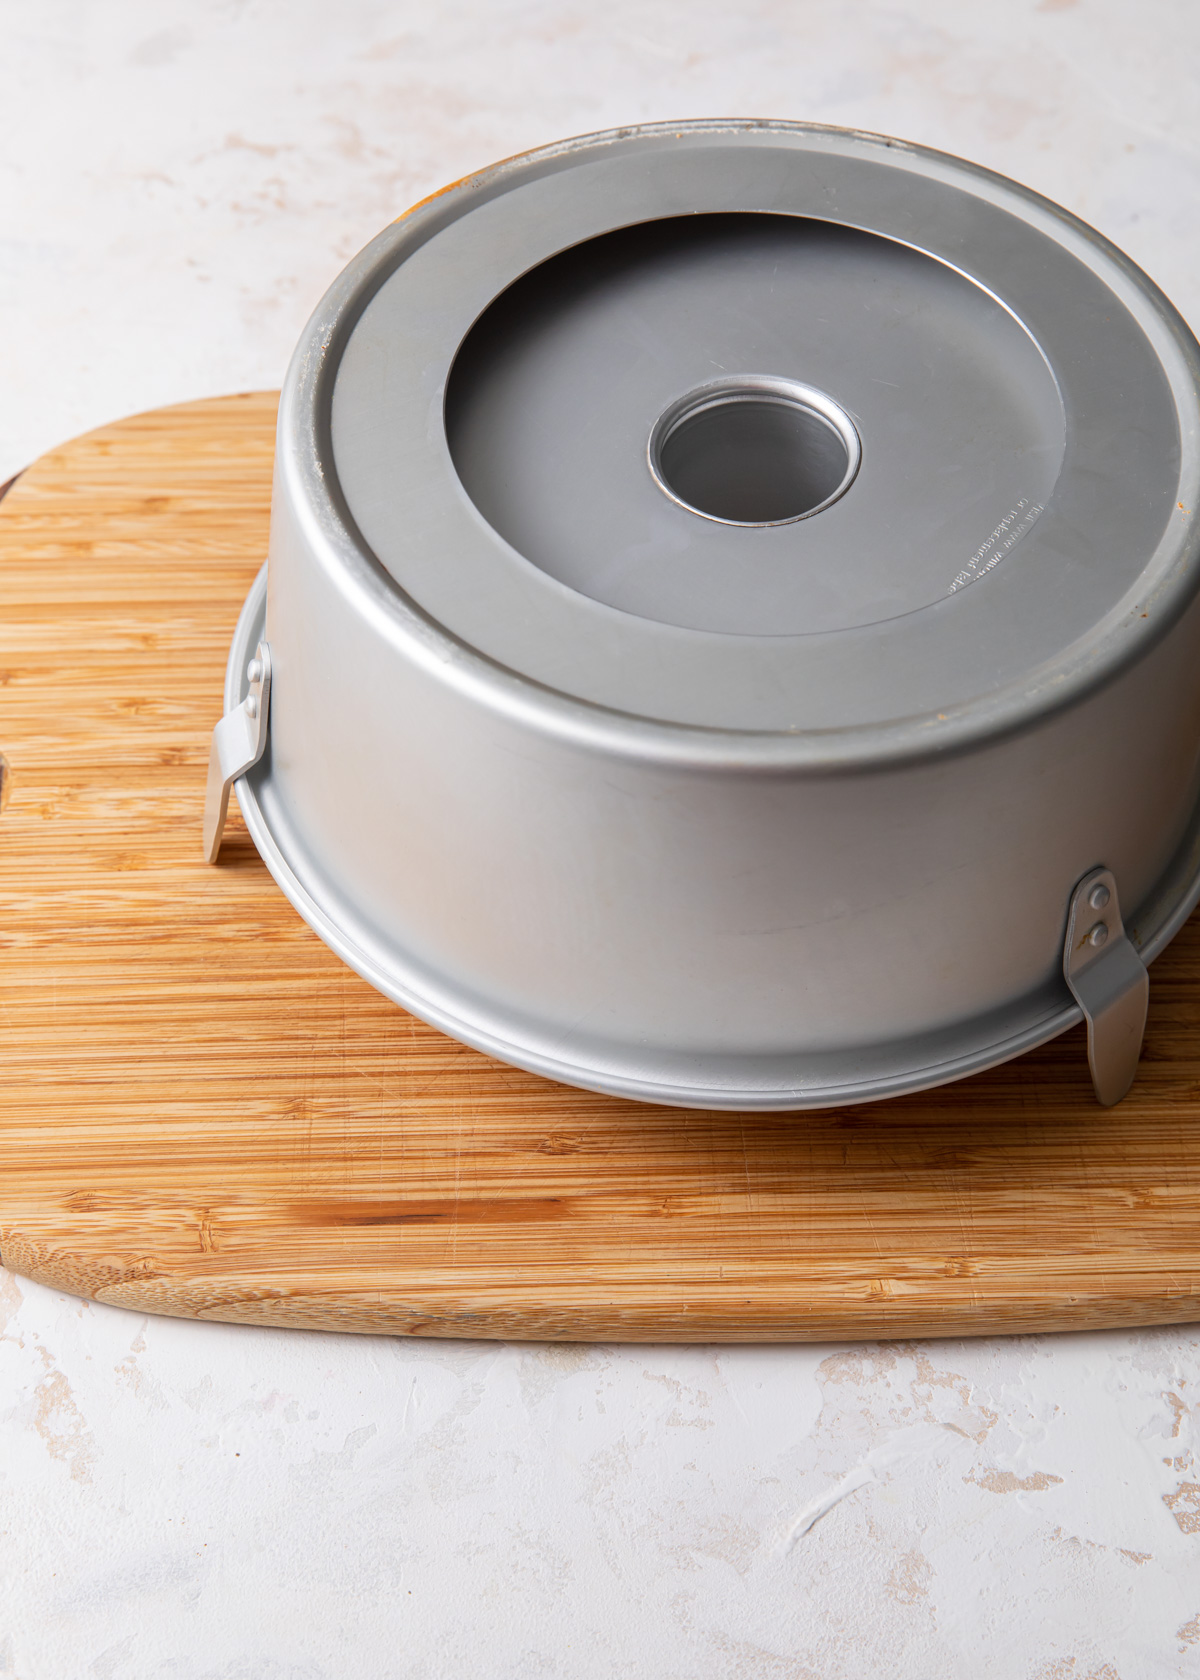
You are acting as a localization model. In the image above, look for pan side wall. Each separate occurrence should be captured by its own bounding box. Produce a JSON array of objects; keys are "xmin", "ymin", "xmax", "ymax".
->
[{"xmin": 263, "ymin": 487, "xmax": 1200, "ymax": 1063}]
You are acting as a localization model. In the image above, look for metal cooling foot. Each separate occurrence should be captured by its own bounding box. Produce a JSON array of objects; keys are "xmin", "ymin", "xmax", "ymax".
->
[
  {"xmin": 1063, "ymin": 867, "xmax": 1148, "ymax": 1107},
  {"xmin": 203, "ymin": 641, "xmax": 272, "ymax": 863}
]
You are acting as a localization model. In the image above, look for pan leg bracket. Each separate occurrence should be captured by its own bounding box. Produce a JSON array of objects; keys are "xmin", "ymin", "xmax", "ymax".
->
[
  {"xmin": 203, "ymin": 641, "xmax": 272, "ymax": 863},
  {"xmin": 1063, "ymin": 867, "xmax": 1148, "ymax": 1107}
]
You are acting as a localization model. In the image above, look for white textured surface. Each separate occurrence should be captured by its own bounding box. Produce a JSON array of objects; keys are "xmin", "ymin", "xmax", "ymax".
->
[{"xmin": 4, "ymin": 3, "xmax": 1200, "ymax": 1675}]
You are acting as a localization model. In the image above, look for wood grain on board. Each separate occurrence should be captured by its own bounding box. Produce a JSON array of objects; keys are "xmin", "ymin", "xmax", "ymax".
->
[{"xmin": 2, "ymin": 393, "xmax": 1200, "ymax": 1342}]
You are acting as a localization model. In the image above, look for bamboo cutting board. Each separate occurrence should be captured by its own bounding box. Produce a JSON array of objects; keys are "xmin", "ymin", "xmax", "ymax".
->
[{"xmin": 3, "ymin": 392, "xmax": 1200, "ymax": 1342}]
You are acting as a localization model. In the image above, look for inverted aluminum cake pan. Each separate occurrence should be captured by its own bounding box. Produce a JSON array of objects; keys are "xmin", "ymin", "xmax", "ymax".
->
[{"xmin": 211, "ymin": 120, "xmax": 1200, "ymax": 1110}]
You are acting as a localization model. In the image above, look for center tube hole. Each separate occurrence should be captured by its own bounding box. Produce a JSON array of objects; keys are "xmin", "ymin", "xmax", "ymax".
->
[{"xmin": 648, "ymin": 376, "xmax": 861, "ymax": 526}]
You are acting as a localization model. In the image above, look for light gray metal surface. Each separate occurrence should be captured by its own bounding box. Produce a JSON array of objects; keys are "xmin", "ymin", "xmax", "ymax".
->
[
  {"xmin": 332, "ymin": 129, "xmax": 1192, "ymax": 735},
  {"xmin": 1063, "ymin": 868, "xmax": 1149, "ymax": 1107},
  {"xmin": 226, "ymin": 567, "xmax": 1200, "ymax": 1108},
  {"xmin": 440, "ymin": 213, "xmax": 1064, "ymax": 638},
  {"xmin": 216, "ymin": 121, "xmax": 1200, "ymax": 1109}
]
